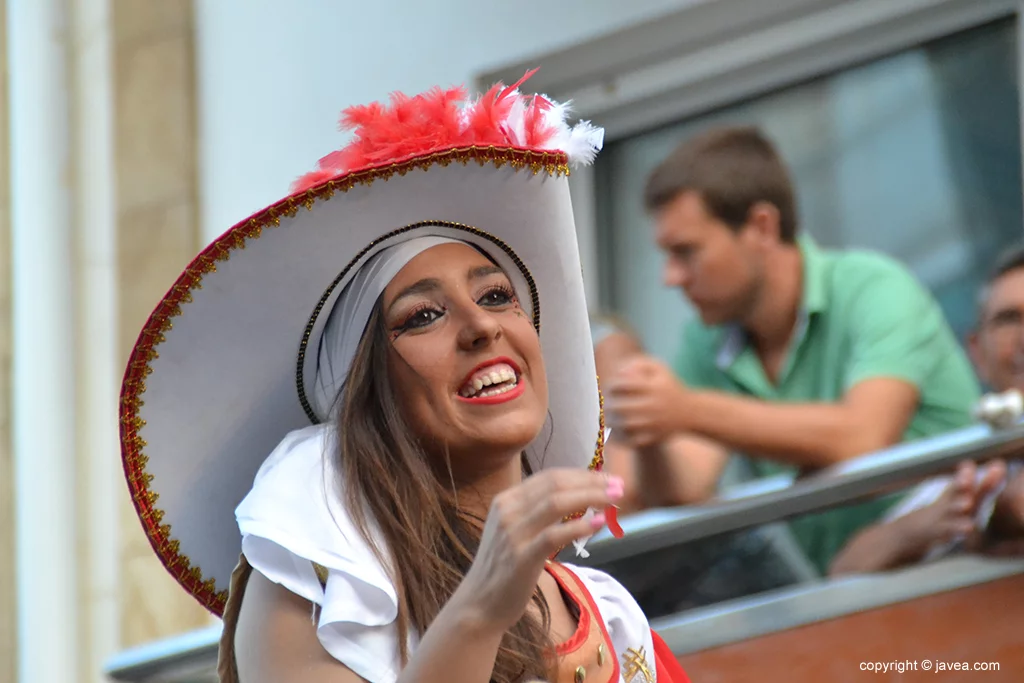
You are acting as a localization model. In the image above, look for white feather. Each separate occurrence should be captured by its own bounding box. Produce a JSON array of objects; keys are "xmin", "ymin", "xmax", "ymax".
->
[
  {"xmin": 563, "ymin": 121, "xmax": 604, "ymax": 167},
  {"xmin": 461, "ymin": 90, "xmax": 604, "ymax": 166},
  {"xmin": 503, "ymin": 95, "xmax": 528, "ymax": 146},
  {"xmin": 540, "ymin": 100, "xmax": 572, "ymax": 144},
  {"xmin": 537, "ymin": 98, "xmax": 604, "ymax": 167},
  {"xmin": 456, "ymin": 106, "xmax": 472, "ymax": 134}
]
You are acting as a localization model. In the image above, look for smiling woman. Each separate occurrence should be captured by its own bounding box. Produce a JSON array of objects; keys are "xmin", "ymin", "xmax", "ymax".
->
[
  {"xmin": 118, "ymin": 73, "xmax": 691, "ymax": 683},
  {"xmin": 368, "ymin": 240, "xmax": 551, "ymax": 483}
]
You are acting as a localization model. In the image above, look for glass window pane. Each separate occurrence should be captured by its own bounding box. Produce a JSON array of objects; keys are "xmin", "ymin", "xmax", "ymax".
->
[{"xmin": 596, "ymin": 17, "xmax": 1021, "ymax": 360}]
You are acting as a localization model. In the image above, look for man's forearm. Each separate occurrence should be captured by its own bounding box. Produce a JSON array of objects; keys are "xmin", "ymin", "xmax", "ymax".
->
[
  {"xmin": 829, "ymin": 515, "xmax": 926, "ymax": 575},
  {"xmin": 634, "ymin": 435, "xmax": 725, "ymax": 507},
  {"xmin": 634, "ymin": 443, "xmax": 702, "ymax": 508},
  {"xmin": 680, "ymin": 390, "xmax": 888, "ymax": 468}
]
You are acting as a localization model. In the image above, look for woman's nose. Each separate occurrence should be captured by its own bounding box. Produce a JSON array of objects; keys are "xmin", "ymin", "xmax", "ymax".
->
[{"xmin": 456, "ymin": 308, "xmax": 502, "ymax": 350}]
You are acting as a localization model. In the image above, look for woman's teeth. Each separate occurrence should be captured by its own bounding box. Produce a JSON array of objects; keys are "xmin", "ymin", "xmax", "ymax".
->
[{"xmin": 460, "ymin": 367, "xmax": 518, "ymax": 398}]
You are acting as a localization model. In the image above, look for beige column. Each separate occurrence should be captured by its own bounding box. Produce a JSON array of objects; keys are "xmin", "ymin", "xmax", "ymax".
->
[
  {"xmin": 9, "ymin": 0, "xmax": 79, "ymax": 681},
  {"xmin": 5, "ymin": 1, "xmax": 211, "ymax": 677},
  {"xmin": 69, "ymin": 0, "xmax": 122, "ymax": 680},
  {"xmin": 112, "ymin": 0, "xmax": 212, "ymax": 646},
  {"xmin": 0, "ymin": 0, "xmax": 13, "ymax": 680}
]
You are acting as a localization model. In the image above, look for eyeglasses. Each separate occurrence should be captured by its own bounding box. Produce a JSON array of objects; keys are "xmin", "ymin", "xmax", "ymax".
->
[{"xmin": 983, "ymin": 307, "xmax": 1024, "ymax": 343}]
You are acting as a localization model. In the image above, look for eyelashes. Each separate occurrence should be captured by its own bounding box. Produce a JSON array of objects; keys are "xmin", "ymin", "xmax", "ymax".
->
[
  {"xmin": 478, "ymin": 283, "xmax": 516, "ymax": 308},
  {"xmin": 393, "ymin": 303, "xmax": 447, "ymax": 335},
  {"xmin": 390, "ymin": 284, "xmax": 519, "ymax": 338}
]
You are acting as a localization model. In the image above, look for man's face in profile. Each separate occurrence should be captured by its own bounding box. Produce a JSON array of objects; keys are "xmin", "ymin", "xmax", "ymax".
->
[{"xmin": 654, "ymin": 191, "xmax": 764, "ymax": 327}]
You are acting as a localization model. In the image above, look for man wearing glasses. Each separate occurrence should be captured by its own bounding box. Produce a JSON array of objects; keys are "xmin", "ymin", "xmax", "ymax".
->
[{"xmin": 831, "ymin": 247, "xmax": 1024, "ymax": 574}]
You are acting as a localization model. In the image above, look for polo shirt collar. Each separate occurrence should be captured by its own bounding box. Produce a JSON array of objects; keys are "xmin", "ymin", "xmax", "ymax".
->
[
  {"xmin": 715, "ymin": 234, "xmax": 828, "ymax": 370},
  {"xmin": 800, "ymin": 234, "xmax": 828, "ymax": 315}
]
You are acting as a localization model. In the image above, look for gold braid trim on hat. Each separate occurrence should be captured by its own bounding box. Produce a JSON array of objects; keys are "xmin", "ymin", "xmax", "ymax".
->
[{"xmin": 120, "ymin": 147, "xmax": 599, "ymax": 616}]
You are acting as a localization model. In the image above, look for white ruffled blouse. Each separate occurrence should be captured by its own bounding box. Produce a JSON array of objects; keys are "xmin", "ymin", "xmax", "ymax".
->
[{"xmin": 235, "ymin": 424, "xmax": 659, "ymax": 683}]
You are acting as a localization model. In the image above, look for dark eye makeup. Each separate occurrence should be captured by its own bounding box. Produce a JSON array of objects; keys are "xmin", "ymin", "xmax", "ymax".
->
[{"xmin": 390, "ymin": 283, "xmax": 519, "ymax": 337}]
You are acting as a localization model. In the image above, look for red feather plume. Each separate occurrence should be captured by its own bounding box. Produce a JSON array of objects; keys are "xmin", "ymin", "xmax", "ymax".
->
[{"xmin": 291, "ymin": 69, "xmax": 559, "ymax": 193}]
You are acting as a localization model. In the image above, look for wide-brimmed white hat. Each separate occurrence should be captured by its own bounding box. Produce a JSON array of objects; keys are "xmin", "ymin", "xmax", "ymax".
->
[{"xmin": 119, "ymin": 71, "xmax": 606, "ymax": 615}]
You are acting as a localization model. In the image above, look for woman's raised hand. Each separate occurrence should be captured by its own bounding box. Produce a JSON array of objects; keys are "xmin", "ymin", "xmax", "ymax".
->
[{"xmin": 453, "ymin": 468, "xmax": 624, "ymax": 633}]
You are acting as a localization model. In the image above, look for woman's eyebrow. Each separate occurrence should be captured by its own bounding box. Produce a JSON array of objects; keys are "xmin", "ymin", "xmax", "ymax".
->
[
  {"xmin": 468, "ymin": 264, "xmax": 504, "ymax": 280},
  {"xmin": 387, "ymin": 279, "xmax": 440, "ymax": 314}
]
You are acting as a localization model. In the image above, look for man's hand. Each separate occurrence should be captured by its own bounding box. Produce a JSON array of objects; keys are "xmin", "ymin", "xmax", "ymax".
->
[
  {"xmin": 987, "ymin": 465, "xmax": 1024, "ymax": 544},
  {"xmin": 606, "ymin": 355, "xmax": 688, "ymax": 448},
  {"xmin": 997, "ymin": 466, "xmax": 1024, "ymax": 527}
]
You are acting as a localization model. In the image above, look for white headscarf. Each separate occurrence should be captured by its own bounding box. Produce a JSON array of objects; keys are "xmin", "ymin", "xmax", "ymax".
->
[{"xmin": 310, "ymin": 235, "xmax": 465, "ymax": 420}]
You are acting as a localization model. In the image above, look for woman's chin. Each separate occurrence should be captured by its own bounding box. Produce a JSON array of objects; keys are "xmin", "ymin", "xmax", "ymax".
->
[
  {"xmin": 451, "ymin": 396, "xmax": 545, "ymax": 441},
  {"xmin": 483, "ymin": 426, "xmax": 542, "ymax": 453},
  {"xmin": 462, "ymin": 419, "xmax": 545, "ymax": 458}
]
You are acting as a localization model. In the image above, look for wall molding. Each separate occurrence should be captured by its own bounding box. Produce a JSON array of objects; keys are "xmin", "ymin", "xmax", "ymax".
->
[{"xmin": 480, "ymin": 0, "xmax": 1019, "ymax": 141}]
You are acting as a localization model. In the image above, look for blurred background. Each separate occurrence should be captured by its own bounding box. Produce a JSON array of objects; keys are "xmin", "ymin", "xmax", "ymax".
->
[{"xmin": 3, "ymin": 0, "xmax": 1022, "ymax": 681}]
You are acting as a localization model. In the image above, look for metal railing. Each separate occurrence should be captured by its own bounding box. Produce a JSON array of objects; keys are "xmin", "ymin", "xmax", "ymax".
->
[
  {"xmin": 104, "ymin": 419, "xmax": 1024, "ymax": 682},
  {"xmin": 105, "ymin": 625, "xmax": 220, "ymax": 683},
  {"xmin": 564, "ymin": 420, "xmax": 1024, "ymax": 566}
]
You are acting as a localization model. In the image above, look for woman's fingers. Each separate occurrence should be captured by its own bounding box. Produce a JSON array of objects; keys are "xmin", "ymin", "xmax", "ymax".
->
[
  {"xmin": 487, "ymin": 468, "xmax": 622, "ymax": 563},
  {"xmin": 517, "ymin": 479, "xmax": 622, "ymax": 534},
  {"xmin": 529, "ymin": 513, "xmax": 610, "ymax": 557},
  {"xmin": 460, "ymin": 468, "xmax": 625, "ymax": 633}
]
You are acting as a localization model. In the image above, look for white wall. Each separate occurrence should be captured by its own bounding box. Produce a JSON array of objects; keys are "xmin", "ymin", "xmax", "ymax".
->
[{"xmin": 194, "ymin": 0, "xmax": 702, "ymax": 241}]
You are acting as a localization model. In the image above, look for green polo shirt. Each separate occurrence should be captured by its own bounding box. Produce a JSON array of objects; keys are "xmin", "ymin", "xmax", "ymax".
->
[{"xmin": 675, "ymin": 236, "xmax": 980, "ymax": 575}]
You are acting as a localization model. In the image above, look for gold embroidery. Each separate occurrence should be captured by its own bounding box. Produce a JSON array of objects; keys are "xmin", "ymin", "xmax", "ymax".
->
[
  {"xmin": 312, "ymin": 562, "xmax": 329, "ymax": 588},
  {"xmin": 574, "ymin": 665, "xmax": 586, "ymax": 683},
  {"xmin": 623, "ymin": 646, "xmax": 654, "ymax": 683}
]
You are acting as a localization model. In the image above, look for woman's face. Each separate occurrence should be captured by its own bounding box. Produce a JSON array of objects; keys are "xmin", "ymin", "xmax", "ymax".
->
[{"xmin": 382, "ymin": 243, "xmax": 548, "ymax": 466}]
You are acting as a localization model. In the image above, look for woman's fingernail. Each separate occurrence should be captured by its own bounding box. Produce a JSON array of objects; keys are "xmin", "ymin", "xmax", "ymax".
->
[{"xmin": 590, "ymin": 512, "xmax": 606, "ymax": 528}]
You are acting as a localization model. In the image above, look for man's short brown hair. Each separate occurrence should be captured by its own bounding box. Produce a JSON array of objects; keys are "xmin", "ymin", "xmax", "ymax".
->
[
  {"xmin": 977, "ymin": 244, "xmax": 1024, "ymax": 320},
  {"xmin": 643, "ymin": 126, "xmax": 798, "ymax": 243}
]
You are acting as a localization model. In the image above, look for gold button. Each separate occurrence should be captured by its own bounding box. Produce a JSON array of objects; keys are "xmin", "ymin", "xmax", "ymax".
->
[
  {"xmin": 597, "ymin": 643, "xmax": 605, "ymax": 666},
  {"xmin": 575, "ymin": 665, "xmax": 586, "ymax": 683}
]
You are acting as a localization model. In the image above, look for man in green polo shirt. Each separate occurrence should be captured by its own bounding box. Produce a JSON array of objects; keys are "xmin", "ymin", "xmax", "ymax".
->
[{"xmin": 606, "ymin": 125, "xmax": 980, "ymax": 574}]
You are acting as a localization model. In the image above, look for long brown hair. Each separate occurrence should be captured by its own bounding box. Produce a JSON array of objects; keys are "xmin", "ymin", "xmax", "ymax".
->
[{"xmin": 335, "ymin": 300, "xmax": 555, "ymax": 682}]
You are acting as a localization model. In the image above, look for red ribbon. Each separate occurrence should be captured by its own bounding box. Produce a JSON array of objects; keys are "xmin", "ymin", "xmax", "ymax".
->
[{"xmin": 605, "ymin": 505, "xmax": 624, "ymax": 538}]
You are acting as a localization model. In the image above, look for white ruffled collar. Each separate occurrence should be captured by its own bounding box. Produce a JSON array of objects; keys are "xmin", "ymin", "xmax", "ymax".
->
[{"xmin": 234, "ymin": 424, "xmax": 652, "ymax": 683}]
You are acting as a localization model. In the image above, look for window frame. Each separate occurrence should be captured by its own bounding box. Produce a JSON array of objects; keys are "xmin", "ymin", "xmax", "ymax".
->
[{"xmin": 478, "ymin": 0, "xmax": 1023, "ymax": 311}]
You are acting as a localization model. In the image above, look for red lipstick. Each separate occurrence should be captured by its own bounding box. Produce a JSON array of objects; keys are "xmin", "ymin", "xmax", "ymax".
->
[{"xmin": 456, "ymin": 357, "xmax": 524, "ymax": 405}]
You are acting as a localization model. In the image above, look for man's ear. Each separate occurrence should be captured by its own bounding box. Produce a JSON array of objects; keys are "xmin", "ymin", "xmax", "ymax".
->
[{"xmin": 745, "ymin": 201, "xmax": 782, "ymax": 246}]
